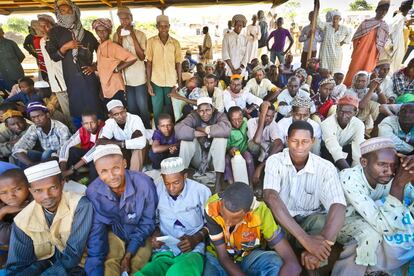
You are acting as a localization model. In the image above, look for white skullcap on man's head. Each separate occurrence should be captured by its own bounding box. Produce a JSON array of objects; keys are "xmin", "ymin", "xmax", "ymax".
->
[
  {"xmin": 93, "ymin": 144, "xmax": 123, "ymax": 163},
  {"xmin": 24, "ymin": 161, "xmax": 61, "ymax": 183},
  {"xmin": 197, "ymin": 97, "xmax": 213, "ymax": 107},
  {"xmin": 160, "ymin": 157, "xmax": 185, "ymax": 175},
  {"xmin": 106, "ymin": 99, "xmax": 124, "ymax": 112}
]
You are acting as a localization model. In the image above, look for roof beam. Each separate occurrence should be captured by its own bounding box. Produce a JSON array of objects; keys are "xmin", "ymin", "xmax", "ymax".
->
[
  {"xmin": 99, "ymin": 0, "xmax": 113, "ymax": 7},
  {"xmin": 32, "ymin": 0, "xmax": 54, "ymax": 8}
]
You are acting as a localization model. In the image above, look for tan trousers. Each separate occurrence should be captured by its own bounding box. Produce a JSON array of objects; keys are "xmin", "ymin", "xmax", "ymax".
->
[
  {"xmin": 179, "ymin": 138, "xmax": 227, "ymax": 173},
  {"xmin": 357, "ymin": 101, "xmax": 380, "ymax": 136},
  {"xmin": 55, "ymin": 91, "xmax": 71, "ymax": 119},
  {"xmin": 129, "ymin": 148, "xmax": 147, "ymax": 172},
  {"xmin": 105, "ymin": 231, "xmax": 152, "ymax": 276}
]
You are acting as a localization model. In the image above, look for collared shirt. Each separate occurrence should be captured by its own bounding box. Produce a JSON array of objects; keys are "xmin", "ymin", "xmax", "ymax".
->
[
  {"xmin": 243, "ymin": 78, "xmax": 277, "ymax": 99},
  {"xmin": 378, "ymin": 115, "xmax": 414, "ymax": 154},
  {"xmin": 338, "ymin": 165, "xmax": 414, "ymax": 266},
  {"xmin": 223, "ymin": 89, "xmax": 263, "ymax": 112},
  {"xmin": 113, "ymin": 29, "xmax": 147, "ymax": 87},
  {"xmin": 6, "ymin": 197, "xmax": 93, "ymax": 275},
  {"xmin": 332, "ymin": 83, "xmax": 347, "ymax": 102},
  {"xmin": 247, "ymin": 117, "xmax": 282, "ymax": 162},
  {"xmin": 96, "ymin": 40, "xmax": 136, "ymax": 98},
  {"xmin": 85, "ymin": 171, "xmax": 158, "ymax": 276},
  {"xmin": 199, "ymin": 86, "xmax": 225, "ymax": 112},
  {"xmin": 393, "ymin": 69, "xmax": 414, "ymax": 96},
  {"xmin": 277, "ymin": 89, "xmax": 315, "ymax": 116},
  {"xmin": 146, "ymin": 35, "xmax": 181, "ymax": 87},
  {"xmin": 264, "ymin": 148, "xmax": 346, "ymax": 217},
  {"xmin": 156, "ymin": 178, "xmax": 211, "ymax": 256},
  {"xmin": 40, "ymin": 37, "xmax": 67, "ymax": 93},
  {"xmin": 277, "ymin": 116, "xmax": 321, "ymax": 155},
  {"xmin": 222, "ymin": 31, "xmax": 248, "ymax": 76},
  {"xmin": 12, "ymin": 119, "xmax": 71, "ymax": 156},
  {"xmin": 100, "ymin": 112, "xmax": 147, "ymax": 150},
  {"xmin": 205, "ymin": 193, "xmax": 284, "ymax": 261},
  {"xmin": 299, "ymin": 25, "xmax": 323, "ymax": 52},
  {"xmin": 320, "ymin": 115, "xmax": 365, "ymax": 166}
]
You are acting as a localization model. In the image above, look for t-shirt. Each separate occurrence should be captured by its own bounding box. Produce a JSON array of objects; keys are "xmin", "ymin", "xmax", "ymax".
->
[
  {"xmin": 205, "ymin": 193, "xmax": 284, "ymax": 261},
  {"xmin": 152, "ymin": 129, "xmax": 177, "ymax": 146},
  {"xmin": 268, "ymin": 28, "xmax": 292, "ymax": 52},
  {"xmin": 227, "ymin": 118, "xmax": 248, "ymax": 153}
]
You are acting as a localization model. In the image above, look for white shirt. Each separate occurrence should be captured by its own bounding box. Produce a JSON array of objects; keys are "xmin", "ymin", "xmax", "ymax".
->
[
  {"xmin": 320, "ymin": 115, "xmax": 365, "ymax": 166},
  {"xmin": 223, "ymin": 89, "xmax": 263, "ymax": 112},
  {"xmin": 200, "ymin": 86, "xmax": 225, "ymax": 113},
  {"xmin": 379, "ymin": 75, "xmax": 395, "ymax": 100},
  {"xmin": 243, "ymin": 78, "xmax": 277, "ymax": 99},
  {"xmin": 277, "ymin": 117, "xmax": 321, "ymax": 155},
  {"xmin": 264, "ymin": 148, "xmax": 346, "ymax": 217},
  {"xmin": 40, "ymin": 37, "xmax": 67, "ymax": 92},
  {"xmin": 277, "ymin": 89, "xmax": 315, "ymax": 116},
  {"xmin": 100, "ymin": 112, "xmax": 147, "ymax": 149},
  {"xmin": 222, "ymin": 31, "xmax": 248, "ymax": 76}
]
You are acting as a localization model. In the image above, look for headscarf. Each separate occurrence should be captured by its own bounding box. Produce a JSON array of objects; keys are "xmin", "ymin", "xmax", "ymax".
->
[
  {"xmin": 92, "ymin": 18, "xmax": 112, "ymax": 31},
  {"xmin": 294, "ymin": 68, "xmax": 308, "ymax": 81},
  {"xmin": 54, "ymin": 0, "xmax": 85, "ymax": 63},
  {"xmin": 232, "ymin": 14, "xmax": 247, "ymax": 27},
  {"xmin": 352, "ymin": 17, "xmax": 389, "ymax": 51},
  {"xmin": 351, "ymin": 71, "xmax": 369, "ymax": 92},
  {"xmin": 330, "ymin": 10, "xmax": 342, "ymax": 19}
]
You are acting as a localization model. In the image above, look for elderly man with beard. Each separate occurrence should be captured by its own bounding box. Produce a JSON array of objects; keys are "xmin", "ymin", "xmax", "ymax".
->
[
  {"xmin": 46, "ymin": 0, "xmax": 104, "ymax": 128},
  {"xmin": 175, "ymin": 97, "xmax": 231, "ymax": 192},
  {"xmin": 6, "ymin": 161, "xmax": 93, "ymax": 275},
  {"xmin": 333, "ymin": 138, "xmax": 414, "ymax": 275},
  {"xmin": 0, "ymin": 110, "xmax": 29, "ymax": 161},
  {"xmin": 85, "ymin": 145, "xmax": 157, "ymax": 276}
]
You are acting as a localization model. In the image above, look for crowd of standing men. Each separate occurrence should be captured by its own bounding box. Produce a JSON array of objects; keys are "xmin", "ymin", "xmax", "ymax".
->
[{"xmin": 0, "ymin": 0, "xmax": 413, "ymax": 275}]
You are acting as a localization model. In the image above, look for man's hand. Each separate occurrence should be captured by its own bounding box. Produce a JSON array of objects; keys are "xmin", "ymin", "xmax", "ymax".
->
[
  {"xmin": 397, "ymin": 153, "xmax": 414, "ymax": 173},
  {"xmin": 301, "ymin": 251, "xmax": 320, "ymax": 271},
  {"xmin": 195, "ymin": 130, "xmax": 207, "ymax": 137},
  {"xmin": 62, "ymin": 169, "xmax": 74, "ymax": 179},
  {"xmin": 368, "ymin": 78, "xmax": 382, "ymax": 91},
  {"xmin": 82, "ymin": 66, "xmax": 95, "ymax": 76},
  {"xmin": 196, "ymin": 127, "xmax": 206, "ymax": 133},
  {"xmin": 232, "ymin": 68, "xmax": 242, "ymax": 74},
  {"xmin": 178, "ymin": 234, "xmax": 199, "ymax": 253},
  {"xmin": 169, "ymin": 145, "xmax": 178, "ymax": 154},
  {"xmin": 147, "ymin": 84, "xmax": 155, "ymax": 96},
  {"xmin": 0, "ymin": 205, "xmax": 24, "ymax": 216},
  {"xmin": 302, "ymin": 235, "xmax": 332, "ymax": 262},
  {"xmin": 151, "ymin": 236, "xmax": 165, "ymax": 249},
  {"xmin": 61, "ymin": 40, "xmax": 79, "ymax": 53},
  {"xmin": 229, "ymin": 147, "xmax": 238, "ymax": 157},
  {"xmin": 120, "ymin": 252, "xmax": 132, "ymax": 274},
  {"xmin": 260, "ymin": 101, "xmax": 271, "ymax": 114}
]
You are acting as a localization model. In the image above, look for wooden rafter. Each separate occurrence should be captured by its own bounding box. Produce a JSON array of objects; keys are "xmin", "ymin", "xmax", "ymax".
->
[
  {"xmin": 99, "ymin": 0, "xmax": 113, "ymax": 7},
  {"xmin": 31, "ymin": 0, "xmax": 54, "ymax": 8}
]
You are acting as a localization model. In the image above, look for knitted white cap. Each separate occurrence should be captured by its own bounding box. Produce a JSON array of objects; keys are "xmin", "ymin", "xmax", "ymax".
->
[
  {"xmin": 197, "ymin": 97, "xmax": 212, "ymax": 107},
  {"xmin": 106, "ymin": 99, "xmax": 124, "ymax": 112},
  {"xmin": 24, "ymin": 160, "xmax": 61, "ymax": 183},
  {"xmin": 93, "ymin": 144, "xmax": 123, "ymax": 162},
  {"xmin": 160, "ymin": 157, "xmax": 185, "ymax": 175}
]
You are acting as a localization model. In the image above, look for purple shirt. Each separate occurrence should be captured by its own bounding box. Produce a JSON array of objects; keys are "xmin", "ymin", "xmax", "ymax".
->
[
  {"xmin": 269, "ymin": 28, "xmax": 292, "ymax": 52},
  {"xmin": 152, "ymin": 129, "xmax": 177, "ymax": 145}
]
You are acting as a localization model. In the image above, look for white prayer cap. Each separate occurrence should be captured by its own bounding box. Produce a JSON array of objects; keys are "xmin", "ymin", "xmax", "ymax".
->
[
  {"xmin": 197, "ymin": 97, "xmax": 212, "ymax": 107},
  {"xmin": 34, "ymin": 80, "xmax": 50, "ymax": 89},
  {"xmin": 160, "ymin": 157, "xmax": 185, "ymax": 175},
  {"xmin": 156, "ymin": 15, "xmax": 169, "ymax": 24},
  {"xmin": 106, "ymin": 99, "xmax": 124, "ymax": 112},
  {"xmin": 360, "ymin": 137, "xmax": 395, "ymax": 156},
  {"xmin": 24, "ymin": 161, "xmax": 61, "ymax": 183},
  {"xmin": 93, "ymin": 144, "xmax": 123, "ymax": 162}
]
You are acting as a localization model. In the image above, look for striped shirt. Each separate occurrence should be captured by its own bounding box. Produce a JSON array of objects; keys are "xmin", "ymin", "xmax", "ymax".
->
[
  {"xmin": 264, "ymin": 148, "xmax": 346, "ymax": 217},
  {"xmin": 59, "ymin": 128, "xmax": 103, "ymax": 163}
]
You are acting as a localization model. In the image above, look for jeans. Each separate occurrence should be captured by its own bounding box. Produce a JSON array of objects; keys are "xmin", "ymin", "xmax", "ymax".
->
[
  {"xmin": 270, "ymin": 50, "xmax": 285, "ymax": 64},
  {"xmin": 126, "ymin": 84, "xmax": 151, "ymax": 129},
  {"xmin": 16, "ymin": 150, "xmax": 54, "ymax": 169},
  {"xmin": 103, "ymin": 90, "xmax": 127, "ymax": 107},
  {"xmin": 67, "ymin": 147, "xmax": 98, "ymax": 182},
  {"xmin": 203, "ymin": 249, "xmax": 283, "ymax": 276}
]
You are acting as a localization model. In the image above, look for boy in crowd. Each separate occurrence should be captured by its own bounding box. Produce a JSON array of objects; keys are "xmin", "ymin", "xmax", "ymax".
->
[{"xmin": 149, "ymin": 113, "xmax": 179, "ymax": 170}]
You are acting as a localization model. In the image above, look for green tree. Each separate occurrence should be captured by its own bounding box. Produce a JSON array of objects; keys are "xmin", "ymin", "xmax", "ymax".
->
[
  {"xmin": 4, "ymin": 17, "xmax": 29, "ymax": 35},
  {"xmin": 281, "ymin": 0, "xmax": 300, "ymax": 21},
  {"xmin": 81, "ymin": 16, "xmax": 98, "ymax": 32},
  {"xmin": 349, "ymin": 0, "xmax": 373, "ymax": 11}
]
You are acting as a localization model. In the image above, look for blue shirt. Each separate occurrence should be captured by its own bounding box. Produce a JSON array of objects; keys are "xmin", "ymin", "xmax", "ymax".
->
[
  {"xmin": 4, "ymin": 92, "xmax": 42, "ymax": 106},
  {"xmin": 156, "ymin": 178, "xmax": 211, "ymax": 256},
  {"xmin": 85, "ymin": 170, "xmax": 158, "ymax": 276}
]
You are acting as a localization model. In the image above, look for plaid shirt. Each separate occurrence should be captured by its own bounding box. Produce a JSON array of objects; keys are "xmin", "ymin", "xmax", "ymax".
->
[
  {"xmin": 393, "ymin": 69, "xmax": 414, "ymax": 96},
  {"xmin": 12, "ymin": 119, "xmax": 71, "ymax": 156}
]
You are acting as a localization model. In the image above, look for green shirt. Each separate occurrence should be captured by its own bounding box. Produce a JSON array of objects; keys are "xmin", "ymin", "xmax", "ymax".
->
[{"xmin": 227, "ymin": 118, "xmax": 248, "ymax": 153}]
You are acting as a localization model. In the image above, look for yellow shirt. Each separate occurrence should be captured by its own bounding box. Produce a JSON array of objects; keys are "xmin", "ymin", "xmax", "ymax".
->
[{"xmin": 146, "ymin": 35, "xmax": 182, "ymax": 87}]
